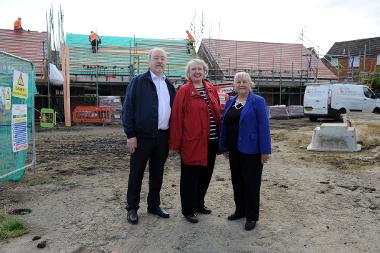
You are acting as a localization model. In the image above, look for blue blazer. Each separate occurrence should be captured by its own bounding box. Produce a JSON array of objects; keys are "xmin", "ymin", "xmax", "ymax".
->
[{"xmin": 219, "ymin": 92, "xmax": 271, "ymax": 154}]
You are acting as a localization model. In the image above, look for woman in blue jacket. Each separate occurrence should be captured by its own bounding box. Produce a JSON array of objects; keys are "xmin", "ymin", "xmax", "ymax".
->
[{"xmin": 220, "ymin": 72, "xmax": 271, "ymax": 231}]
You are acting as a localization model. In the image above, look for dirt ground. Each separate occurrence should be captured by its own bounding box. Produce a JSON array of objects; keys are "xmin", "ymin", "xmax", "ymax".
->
[{"xmin": 0, "ymin": 118, "xmax": 379, "ymax": 253}]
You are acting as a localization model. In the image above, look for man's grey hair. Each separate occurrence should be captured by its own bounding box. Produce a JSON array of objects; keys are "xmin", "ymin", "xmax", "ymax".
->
[{"xmin": 149, "ymin": 48, "xmax": 167, "ymax": 59}]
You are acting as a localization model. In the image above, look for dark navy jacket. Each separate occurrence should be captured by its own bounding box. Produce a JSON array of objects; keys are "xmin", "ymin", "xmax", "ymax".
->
[
  {"xmin": 220, "ymin": 92, "xmax": 272, "ymax": 154},
  {"xmin": 122, "ymin": 70, "xmax": 176, "ymax": 138}
]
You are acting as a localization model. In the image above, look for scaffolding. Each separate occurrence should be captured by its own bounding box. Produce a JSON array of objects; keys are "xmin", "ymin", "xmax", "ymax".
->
[
  {"xmin": 197, "ymin": 33, "xmax": 337, "ymax": 106},
  {"xmin": 56, "ymin": 33, "xmax": 193, "ymax": 125}
]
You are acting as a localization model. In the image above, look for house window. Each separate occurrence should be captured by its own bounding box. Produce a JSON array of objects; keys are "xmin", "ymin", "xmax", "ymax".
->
[
  {"xmin": 330, "ymin": 58, "xmax": 339, "ymax": 66},
  {"xmin": 349, "ymin": 56, "xmax": 360, "ymax": 68},
  {"xmin": 377, "ymin": 54, "xmax": 380, "ymax": 65}
]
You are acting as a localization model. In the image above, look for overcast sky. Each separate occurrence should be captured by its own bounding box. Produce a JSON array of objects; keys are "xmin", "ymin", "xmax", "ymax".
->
[{"xmin": 1, "ymin": 0, "xmax": 379, "ymax": 54}]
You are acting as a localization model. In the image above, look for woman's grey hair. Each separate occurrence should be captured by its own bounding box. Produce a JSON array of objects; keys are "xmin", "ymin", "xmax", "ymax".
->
[
  {"xmin": 185, "ymin": 58, "xmax": 209, "ymax": 80},
  {"xmin": 234, "ymin": 72, "xmax": 254, "ymax": 86}
]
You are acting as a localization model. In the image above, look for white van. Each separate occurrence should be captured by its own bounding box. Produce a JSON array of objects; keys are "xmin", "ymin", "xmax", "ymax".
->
[{"xmin": 303, "ymin": 83, "xmax": 380, "ymax": 121}]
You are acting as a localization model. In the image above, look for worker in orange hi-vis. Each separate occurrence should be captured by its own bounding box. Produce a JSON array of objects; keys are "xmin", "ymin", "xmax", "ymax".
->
[
  {"xmin": 186, "ymin": 30, "xmax": 195, "ymax": 54},
  {"xmin": 89, "ymin": 31, "xmax": 101, "ymax": 53},
  {"xmin": 14, "ymin": 17, "xmax": 23, "ymax": 31}
]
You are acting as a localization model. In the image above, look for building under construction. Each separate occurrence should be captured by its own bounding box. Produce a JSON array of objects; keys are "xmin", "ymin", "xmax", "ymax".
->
[
  {"xmin": 0, "ymin": 28, "xmax": 193, "ymax": 123},
  {"xmin": 61, "ymin": 36, "xmax": 339, "ymax": 114},
  {"xmin": 198, "ymin": 38, "xmax": 338, "ymax": 106},
  {"xmin": 60, "ymin": 33, "xmax": 193, "ymax": 122},
  {"xmin": 1, "ymin": 23, "xmax": 344, "ymax": 123}
]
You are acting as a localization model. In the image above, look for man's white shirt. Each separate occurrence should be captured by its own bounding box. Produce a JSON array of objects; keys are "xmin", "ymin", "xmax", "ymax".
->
[{"xmin": 150, "ymin": 71, "xmax": 171, "ymax": 130}]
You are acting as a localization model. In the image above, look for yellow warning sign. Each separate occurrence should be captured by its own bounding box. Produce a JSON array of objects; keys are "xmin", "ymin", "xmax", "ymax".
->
[
  {"xmin": 18, "ymin": 74, "xmax": 24, "ymax": 86},
  {"xmin": 12, "ymin": 70, "xmax": 28, "ymax": 99},
  {"xmin": 5, "ymin": 87, "xmax": 11, "ymax": 110}
]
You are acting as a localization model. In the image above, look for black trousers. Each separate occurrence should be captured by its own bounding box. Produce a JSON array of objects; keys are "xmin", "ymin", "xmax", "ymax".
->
[
  {"xmin": 186, "ymin": 42, "xmax": 194, "ymax": 54},
  {"xmin": 126, "ymin": 130, "xmax": 169, "ymax": 211},
  {"xmin": 180, "ymin": 140, "xmax": 218, "ymax": 216},
  {"xmin": 229, "ymin": 151, "xmax": 263, "ymax": 221},
  {"xmin": 91, "ymin": 40, "xmax": 99, "ymax": 53}
]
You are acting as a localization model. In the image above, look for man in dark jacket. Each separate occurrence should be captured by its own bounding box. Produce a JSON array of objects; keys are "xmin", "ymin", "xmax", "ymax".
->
[{"xmin": 122, "ymin": 48, "xmax": 176, "ymax": 224}]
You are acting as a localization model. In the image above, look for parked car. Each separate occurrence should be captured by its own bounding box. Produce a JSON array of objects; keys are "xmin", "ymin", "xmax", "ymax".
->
[{"xmin": 303, "ymin": 83, "xmax": 380, "ymax": 121}]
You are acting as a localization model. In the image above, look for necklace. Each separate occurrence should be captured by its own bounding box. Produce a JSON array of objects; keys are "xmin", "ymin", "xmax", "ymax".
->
[{"xmin": 233, "ymin": 100, "xmax": 246, "ymax": 110}]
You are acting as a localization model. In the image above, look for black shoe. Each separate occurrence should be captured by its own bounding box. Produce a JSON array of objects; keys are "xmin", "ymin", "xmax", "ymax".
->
[
  {"xmin": 127, "ymin": 209, "xmax": 138, "ymax": 224},
  {"xmin": 198, "ymin": 206, "xmax": 212, "ymax": 214},
  {"xmin": 185, "ymin": 214, "xmax": 199, "ymax": 223},
  {"xmin": 227, "ymin": 212, "xmax": 245, "ymax": 220},
  {"xmin": 147, "ymin": 206, "xmax": 170, "ymax": 218},
  {"xmin": 245, "ymin": 220, "xmax": 256, "ymax": 231}
]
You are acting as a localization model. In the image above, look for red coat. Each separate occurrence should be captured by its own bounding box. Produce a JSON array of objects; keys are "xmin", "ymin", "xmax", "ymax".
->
[{"xmin": 169, "ymin": 80, "xmax": 221, "ymax": 166}]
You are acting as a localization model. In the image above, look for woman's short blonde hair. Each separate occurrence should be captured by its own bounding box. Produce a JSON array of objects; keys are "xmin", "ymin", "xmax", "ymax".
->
[
  {"xmin": 185, "ymin": 58, "xmax": 209, "ymax": 80},
  {"xmin": 234, "ymin": 72, "xmax": 253, "ymax": 86}
]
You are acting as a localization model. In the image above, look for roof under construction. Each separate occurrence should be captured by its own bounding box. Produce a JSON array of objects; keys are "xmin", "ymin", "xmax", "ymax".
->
[
  {"xmin": 0, "ymin": 29, "xmax": 47, "ymax": 76},
  {"xmin": 199, "ymin": 38, "xmax": 337, "ymax": 80},
  {"xmin": 66, "ymin": 33, "xmax": 193, "ymax": 78}
]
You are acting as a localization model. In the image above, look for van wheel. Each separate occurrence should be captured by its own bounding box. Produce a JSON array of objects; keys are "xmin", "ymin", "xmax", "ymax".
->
[
  {"xmin": 339, "ymin": 108, "xmax": 347, "ymax": 114},
  {"xmin": 309, "ymin": 116, "xmax": 317, "ymax": 122},
  {"xmin": 374, "ymin": 107, "xmax": 380, "ymax": 114}
]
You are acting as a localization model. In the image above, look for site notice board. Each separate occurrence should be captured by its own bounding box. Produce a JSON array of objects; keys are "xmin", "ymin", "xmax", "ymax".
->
[{"xmin": 0, "ymin": 51, "xmax": 36, "ymax": 184}]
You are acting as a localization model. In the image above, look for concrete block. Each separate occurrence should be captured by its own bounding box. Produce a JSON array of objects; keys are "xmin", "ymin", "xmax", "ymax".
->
[{"xmin": 307, "ymin": 123, "xmax": 361, "ymax": 152}]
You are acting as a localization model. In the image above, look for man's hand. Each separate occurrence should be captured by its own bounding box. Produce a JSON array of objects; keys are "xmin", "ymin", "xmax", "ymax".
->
[
  {"xmin": 127, "ymin": 137, "xmax": 137, "ymax": 154},
  {"xmin": 261, "ymin": 154, "xmax": 270, "ymax": 164}
]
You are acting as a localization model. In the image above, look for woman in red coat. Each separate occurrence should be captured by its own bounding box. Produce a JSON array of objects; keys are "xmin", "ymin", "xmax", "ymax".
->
[{"xmin": 169, "ymin": 58, "xmax": 221, "ymax": 223}]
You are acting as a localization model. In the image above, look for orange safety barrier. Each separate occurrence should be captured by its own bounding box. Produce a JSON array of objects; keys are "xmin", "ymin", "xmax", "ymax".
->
[{"xmin": 72, "ymin": 106, "xmax": 113, "ymax": 124}]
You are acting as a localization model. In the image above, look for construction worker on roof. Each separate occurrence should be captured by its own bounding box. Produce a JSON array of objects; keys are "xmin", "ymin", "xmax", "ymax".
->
[
  {"xmin": 14, "ymin": 17, "xmax": 23, "ymax": 31},
  {"xmin": 186, "ymin": 30, "xmax": 195, "ymax": 54},
  {"xmin": 89, "ymin": 31, "xmax": 101, "ymax": 53}
]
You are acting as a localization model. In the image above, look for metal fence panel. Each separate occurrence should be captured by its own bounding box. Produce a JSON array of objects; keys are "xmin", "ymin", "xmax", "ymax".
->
[{"xmin": 0, "ymin": 51, "xmax": 36, "ymax": 183}]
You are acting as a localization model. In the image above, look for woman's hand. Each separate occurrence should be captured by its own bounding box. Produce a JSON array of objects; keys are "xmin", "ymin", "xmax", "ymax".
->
[
  {"xmin": 261, "ymin": 154, "xmax": 270, "ymax": 164},
  {"xmin": 223, "ymin": 152, "xmax": 229, "ymax": 159}
]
